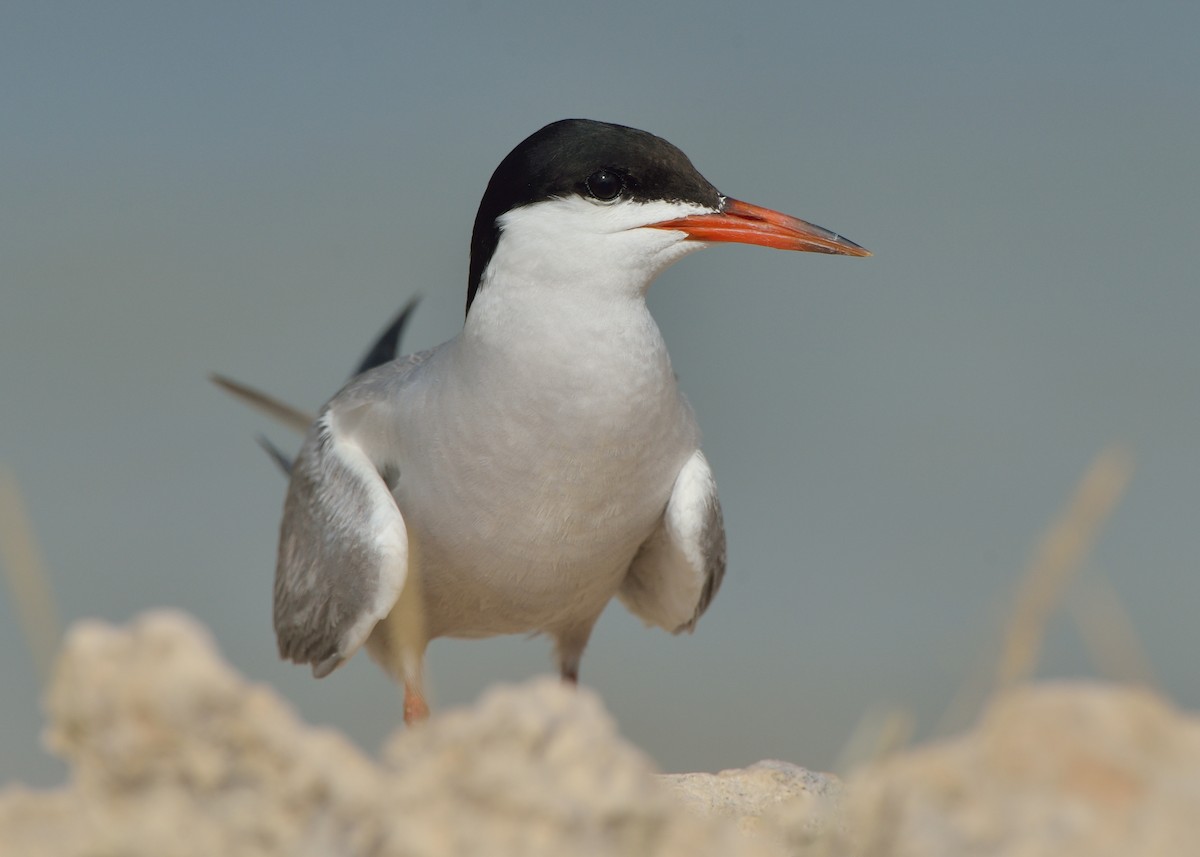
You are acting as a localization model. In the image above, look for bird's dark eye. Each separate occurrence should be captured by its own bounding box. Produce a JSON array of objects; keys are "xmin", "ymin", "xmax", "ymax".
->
[{"xmin": 584, "ymin": 169, "xmax": 623, "ymax": 201}]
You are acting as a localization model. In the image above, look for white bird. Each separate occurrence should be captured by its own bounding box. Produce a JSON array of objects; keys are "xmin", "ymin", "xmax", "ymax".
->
[{"xmin": 257, "ymin": 119, "xmax": 868, "ymax": 723}]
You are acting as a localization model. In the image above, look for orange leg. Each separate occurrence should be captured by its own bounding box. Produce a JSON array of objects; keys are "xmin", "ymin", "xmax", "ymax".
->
[
  {"xmin": 556, "ymin": 623, "xmax": 593, "ymax": 687},
  {"xmin": 404, "ymin": 680, "xmax": 430, "ymax": 724}
]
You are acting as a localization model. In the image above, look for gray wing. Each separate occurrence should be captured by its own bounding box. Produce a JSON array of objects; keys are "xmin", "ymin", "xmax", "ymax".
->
[
  {"xmin": 274, "ymin": 389, "xmax": 412, "ymax": 677},
  {"xmin": 619, "ymin": 450, "xmax": 727, "ymax": 634}
]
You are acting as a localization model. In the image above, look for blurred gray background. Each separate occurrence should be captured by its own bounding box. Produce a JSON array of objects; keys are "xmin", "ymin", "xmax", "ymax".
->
[{"xmin": 2, "ymin": 3, "xmax": 1197, "ymax": 784}]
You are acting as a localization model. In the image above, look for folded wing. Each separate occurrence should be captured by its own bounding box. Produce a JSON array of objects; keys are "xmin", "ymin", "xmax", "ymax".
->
[
  {"xmin": 619, "ymin": 450, "xmax": 726, "ymax": 634},
  {"xmin": 274, "ymin": 406, "xmax": 409, "ymax": 677}
]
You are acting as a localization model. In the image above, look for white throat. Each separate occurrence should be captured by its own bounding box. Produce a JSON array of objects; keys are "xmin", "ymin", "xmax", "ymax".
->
[
  {"xmin": 475, "ymin": 196, "xmax": 712, "ymax": 307},
  {"xmin": 452, "ymin": 196, "xmax": 709, "ymax": 446}
]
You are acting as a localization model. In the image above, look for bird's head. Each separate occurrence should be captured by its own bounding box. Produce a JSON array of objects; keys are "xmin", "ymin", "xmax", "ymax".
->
[{"xmin": 467, "ymin": 119, "xmax": 868, "ymax": 315}]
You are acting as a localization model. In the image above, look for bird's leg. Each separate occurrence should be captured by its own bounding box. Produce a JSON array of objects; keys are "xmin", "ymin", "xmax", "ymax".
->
[
  {"xmin": 403, "ymin": 679, "xmax": 430, "ymax": 724},
  {"xmin": 394, "ymin": 637, "xmax": 430, "ymax": 725},
  {"xmin": 392, "ymin": 564, "xmax": 430, "ymax": 723},
  {"xmin": 364, "ymin": 581, "xmax": 430, "ymax": 725},
  {"xmin": 554, "ymin": 623, "xmax": 595, "ymax": 686}
]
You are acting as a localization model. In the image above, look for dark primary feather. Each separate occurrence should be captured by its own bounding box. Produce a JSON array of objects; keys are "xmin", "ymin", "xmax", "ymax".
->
[
  {"xmin": 248, "ymin": 297, "xmax": 422, "ymax": 476},
  {"xmin": 353, "ymin": 295, "xmax": 421, "ymax": 376},
  {"xmin": 256, "ymin": 434, "xmax": 294, "ymax": 475}
]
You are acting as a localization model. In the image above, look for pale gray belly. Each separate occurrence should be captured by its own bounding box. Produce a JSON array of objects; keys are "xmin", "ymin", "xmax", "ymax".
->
[
  {"xmin": 395, "ymin": 422, "xmax": 695, "ymax": 640},
  {"xmin": 384, "ymin": 331, "xmax": 701, "ymax": 640}
]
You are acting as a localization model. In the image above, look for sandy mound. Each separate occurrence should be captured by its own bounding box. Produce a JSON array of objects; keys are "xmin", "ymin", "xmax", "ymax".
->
[{"xmin": 2, "ymin": 611, "xmax": 1197, "ymax": 856}]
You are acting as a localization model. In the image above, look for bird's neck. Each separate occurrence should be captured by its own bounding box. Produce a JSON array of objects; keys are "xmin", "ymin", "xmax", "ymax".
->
[{"xmin": 455, "ymin": 270, "xmax": 680, "ymax": 425}]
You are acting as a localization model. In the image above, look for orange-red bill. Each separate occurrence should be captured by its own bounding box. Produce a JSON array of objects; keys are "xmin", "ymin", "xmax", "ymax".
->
[{"xmin": 650, "ymin": 197, "xmax": 870, "ymax": 257}]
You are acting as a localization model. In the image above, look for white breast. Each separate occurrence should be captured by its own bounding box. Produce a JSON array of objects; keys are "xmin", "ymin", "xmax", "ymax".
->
[{"xmin": 394, "ymin": 300, "xmax": 698, "ymax": 636}]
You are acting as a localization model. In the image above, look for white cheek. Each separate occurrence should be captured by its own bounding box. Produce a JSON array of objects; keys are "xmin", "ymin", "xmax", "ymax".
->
[{"xmin": 490, "ymin": 196, "xmax": 713, "ymax": 294}]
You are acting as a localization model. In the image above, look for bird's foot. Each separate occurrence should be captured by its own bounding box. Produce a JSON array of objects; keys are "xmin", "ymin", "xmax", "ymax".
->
[{"xmin": 403, "ymin": 683, "xmax": 430, "ymax": 725}]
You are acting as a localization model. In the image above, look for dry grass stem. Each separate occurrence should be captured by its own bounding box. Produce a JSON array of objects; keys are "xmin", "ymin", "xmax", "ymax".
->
[
  {"xmin": 934, "ymin": 615, "xmax": 1006, "ymax": 737},
  {"xmin": 0, "ymin": 465, "xmax": 62, "ymax": 684},
  {"xmin": 993, "ymin": 445, "xmax": 1134, "ymax": 693},
  {"xmin": 834, "ymin": 704, "xmax": 915, "ymax": 774},
  {"xmin": 1068, "ymin": 574, "xmax": 1159, "ymax": 689}
]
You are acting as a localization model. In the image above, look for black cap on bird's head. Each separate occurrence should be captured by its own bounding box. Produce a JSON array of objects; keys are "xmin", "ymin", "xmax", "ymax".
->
[
  {"xmin": 466, "ymin": 118, "xmax": 869, "ymax": 314},
  {"xmin": 467, "ymin": 119, "xmax": 721, "ymax": 312}
]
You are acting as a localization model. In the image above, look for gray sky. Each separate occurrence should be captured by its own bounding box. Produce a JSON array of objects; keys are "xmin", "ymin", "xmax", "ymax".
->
[{"xmin": 3, "ymin": 3, "xmax": 1198, "ymax": 784}]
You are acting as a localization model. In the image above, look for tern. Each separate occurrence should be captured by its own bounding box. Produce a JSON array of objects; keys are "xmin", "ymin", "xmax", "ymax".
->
[{"xmin": 240, "ymin": 119, "xmax": 869, "ymax": 723}]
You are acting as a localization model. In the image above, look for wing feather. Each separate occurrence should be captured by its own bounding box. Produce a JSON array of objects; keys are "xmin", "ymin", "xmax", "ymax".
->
[
  {"xmin": 619, "ymin": 450, "xmax": 726, "ymax": 634},
  {"xmin": 274, "ymin": 408, "xmax": 409, "ymax": 676}
]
